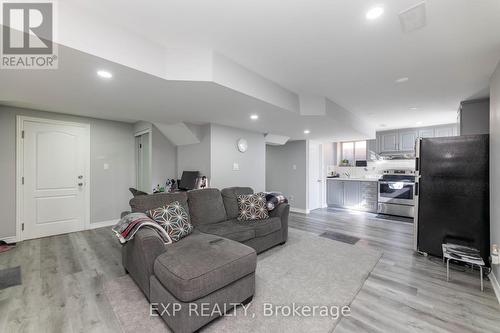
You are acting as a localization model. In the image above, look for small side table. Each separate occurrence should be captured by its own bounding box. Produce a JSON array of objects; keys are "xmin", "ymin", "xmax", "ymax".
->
[{"xmin": 442, "ymin": 244, "xmax": 485, "ymax": 292}]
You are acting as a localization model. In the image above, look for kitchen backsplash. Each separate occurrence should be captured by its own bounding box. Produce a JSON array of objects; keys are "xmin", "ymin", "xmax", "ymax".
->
[{"xmin": 327, "ymin": 159, "xmax": 415, "ymax": 178}]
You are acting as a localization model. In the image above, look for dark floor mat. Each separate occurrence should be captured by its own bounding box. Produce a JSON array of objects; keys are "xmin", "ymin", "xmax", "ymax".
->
[
  {"xmin": 375, "ymin": 214, "xmax": 414, "ymax": 223},
  {"xmin": 0, "ymin": 266, "xmax": 22, "ymax": 290},
  {"xmin": 320, "ymin": 231, "xmax": 360, "ymax": 245}
]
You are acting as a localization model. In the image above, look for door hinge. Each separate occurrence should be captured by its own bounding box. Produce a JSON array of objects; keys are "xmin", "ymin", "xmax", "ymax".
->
[
  {"xmin": 21, "ymin": 223, "xmax": 24, "ymax": 231},
  {"xmin": 21, "ymin": 130, "xmax": 24, "ymax": 139},
  {"xmin": 21, "ymin": 177, "xmax": 24, "ymax": 185},
  {"xmin": 139, "ymin": 144, "xmax": 142, "ymax": 149}
]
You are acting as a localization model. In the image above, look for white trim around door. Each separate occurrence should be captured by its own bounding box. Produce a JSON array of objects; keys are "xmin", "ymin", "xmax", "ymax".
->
[
  {"xmin": 16, "ymin": 116, "xmax": 91, "ymax": 242},
  {"xmin": 134, "ymin": 128, "xmax": 153, "ymax": 192}
]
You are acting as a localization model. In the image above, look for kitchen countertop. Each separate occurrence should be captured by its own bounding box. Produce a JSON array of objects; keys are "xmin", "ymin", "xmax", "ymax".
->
[{"xmin": 327, "ymin": 177, "xmax": 379, "ymax": 182}]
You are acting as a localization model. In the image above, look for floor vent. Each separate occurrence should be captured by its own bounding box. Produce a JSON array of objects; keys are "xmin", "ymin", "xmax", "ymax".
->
[
  {"xmin": 320, "ymin": 231, "xmax": 360, "ymax": 245},
  {"xmin": 0, "ymin": 266, "xmax": 22, "ymax": 290}
]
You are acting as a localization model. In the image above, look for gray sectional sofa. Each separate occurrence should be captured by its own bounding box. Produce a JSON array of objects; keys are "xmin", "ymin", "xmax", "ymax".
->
[{"xmin": 122, "ymin": 187, "xmax": 289, "ymax": 333}]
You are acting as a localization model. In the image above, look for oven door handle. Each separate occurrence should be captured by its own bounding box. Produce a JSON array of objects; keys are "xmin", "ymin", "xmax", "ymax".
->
[{"xmin": 378, "ymin": 181, "xmax": 414, "ymax": 185}]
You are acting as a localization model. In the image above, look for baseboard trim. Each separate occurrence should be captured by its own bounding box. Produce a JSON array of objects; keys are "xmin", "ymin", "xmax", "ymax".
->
[
  {"xmin": 89, "ymin": 219, "xmax": 119, "ymax": 230},
  {"xmin": 0, "ymin": 236, "xmax": 17, "ymax": 244},
  {"xmin": 489, "ymin": 271, "xmax": 500, "ymax": 305},
  {"xmin": 290, "ymin": 207, "xmax": 310, "ymax": 214}
]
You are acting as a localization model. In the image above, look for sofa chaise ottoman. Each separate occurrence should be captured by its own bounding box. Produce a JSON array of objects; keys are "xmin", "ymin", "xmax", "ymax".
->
[{"xmin": 122, "ymin": 187, "xmax": 290, "ymax": 332}]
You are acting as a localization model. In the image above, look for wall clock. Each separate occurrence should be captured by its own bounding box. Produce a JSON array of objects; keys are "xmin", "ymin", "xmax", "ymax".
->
[{"xmin": 237, "ymin": 138, "xmax": 248, "ymax": 153}]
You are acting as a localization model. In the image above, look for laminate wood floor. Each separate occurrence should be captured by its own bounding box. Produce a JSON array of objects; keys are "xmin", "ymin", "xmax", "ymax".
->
[
  {"xmin": 291, "ymin": 208, "xmax": 500, "ymax": 333},
  {"xmin": 0, "ymin": 208, "xmax": 499, "ymax": 332}
]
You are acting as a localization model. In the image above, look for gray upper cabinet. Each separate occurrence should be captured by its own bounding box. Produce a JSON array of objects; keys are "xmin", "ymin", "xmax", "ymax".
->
[
  {"xmin": 418, "ymin": 127, "xmax": 435, "ymax": 138},
  {"xmin": 434, "ymin": 125, "xmax": 455, "ymax": 137},
  {"xmin": 377, "ymin": 124, "xmax": 457, "ymax": 154},
  {"xmin": 398, "ymin": 129, "xmax": 418, "ymax": 151},
  {"xmin": 378, "ymin": 131, "xmax": 398, "ymax": 152}
]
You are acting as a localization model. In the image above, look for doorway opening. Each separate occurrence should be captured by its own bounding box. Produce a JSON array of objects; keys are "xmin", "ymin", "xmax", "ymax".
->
[{"xmin": 135, "ymin": 130, "xmax": 152, "ymax": 193}]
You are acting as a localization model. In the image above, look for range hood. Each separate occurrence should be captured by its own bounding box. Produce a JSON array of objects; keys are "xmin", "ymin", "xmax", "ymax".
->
[
  {"xmin": 378, "ymin": 152, "xmax": 416, "ymax": 160},
  {"xmin": 369, "ymin": 150, "xmax": 415, "ymax": 160}
]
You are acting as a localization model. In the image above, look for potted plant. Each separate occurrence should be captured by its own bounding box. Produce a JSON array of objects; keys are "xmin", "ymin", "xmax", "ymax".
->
[{"xmin": 340, "ymin": 159, "xmax": 350, "ymax": 166}]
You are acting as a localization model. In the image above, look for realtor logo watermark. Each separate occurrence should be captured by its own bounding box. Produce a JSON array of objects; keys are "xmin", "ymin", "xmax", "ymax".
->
[{"xmin": 1, "ymin": 0, "xmax": 58, "ymax": 69}]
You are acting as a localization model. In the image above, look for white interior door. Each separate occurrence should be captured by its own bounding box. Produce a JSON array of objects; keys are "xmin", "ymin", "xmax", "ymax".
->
[
  {"xmin": 19, "ymin": 117, "xmax": 90, "ymax": 240},
  {"xmin": 308, "ymin": 141, "xmax": 323, "ymax": 211}
]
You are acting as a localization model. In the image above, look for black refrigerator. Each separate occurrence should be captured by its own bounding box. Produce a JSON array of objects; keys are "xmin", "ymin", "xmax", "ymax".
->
[{"xmin": 414, "ymin": 135, "xmax": 490, "ymax": 264}]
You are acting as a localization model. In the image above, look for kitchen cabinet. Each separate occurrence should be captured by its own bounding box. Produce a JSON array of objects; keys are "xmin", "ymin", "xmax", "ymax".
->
[
  {"xmin": 399, "ymin": 129, "xmax": 418, "ymax": 151},
  {"xmin": 418, "ymin": 127, "xmax": 435, "ymax": 138},
  {"xmin": 327, "ymin": 179, "xmax": 344, "ymax": 207},
  {"xmin": 359, "ymin": 181, "xmax": 378, "ymax": 212},
  {"xmin": 378, "ymin": 131, "xmax": 398, "ymax": 152},
  {"xmin": 377, "ymin": 124, "xmax": 458, "ymax": 154},
  {"xmin": 343, "ymin": 181, "xmax": 360, "ymax": 208},
  {"xmin": 434, "ymin": 125, "xmax": 455, "ymax": 137},
  {"xmin": 327, "ymin": 179, "xmax": 378, "ymax": 213}
]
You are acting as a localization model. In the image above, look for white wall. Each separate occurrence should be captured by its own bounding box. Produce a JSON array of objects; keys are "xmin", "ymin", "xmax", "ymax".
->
[
  {"xmin": 490, "ymin": 61, "xmax": 500, "ymax": 281},
  {"xmin": 177, "ymin": 123, "xmax": 266, "ymax": 191},
  {"xmin": 323, "ymin": 142, "xmax": 337, "ymax": 168},
  {"xmin": 177, "ymin": 124, "xmax": 211, "ymax": 178},
  {"xmin": 266, "ymin": 140, "xmax": 308, "ymax": 211},
  {"xmin": 0, "ymin": 106, "xmax": 135, "ymax": 240},
  {"xmin": 210, "ymin": 124, "xmax": 266, "ymax": 192}
]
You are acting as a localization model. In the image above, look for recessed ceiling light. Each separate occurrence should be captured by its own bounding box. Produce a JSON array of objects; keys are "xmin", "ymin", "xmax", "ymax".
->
[
  {"xmin": 97, "ymin": 70, "xmax": 112, "ymax": 79},
  {"xmin": 410, "ymin": 107, "xmax": 418, "ymax": 110},
  {"xmin": 366, "ymin": 6, "xmax": 384, "ymax": 20},
  {"xmin": 250, "ymin": 114, "xmax": 259, "ymax": 120},
  {"xmin": 379, "ymin": 124, "xmax": 387, "ymax": 128},
  {"xmin": 304, "ymin": 130, "xmax": 310, "ymax": 134},
  {"xmin": 416, "ymin": 121, "xmax": 423, "ymax": 125},
  {"xmin": 395, "ymin": 77, "xmax": 409, "ymax": 83}
]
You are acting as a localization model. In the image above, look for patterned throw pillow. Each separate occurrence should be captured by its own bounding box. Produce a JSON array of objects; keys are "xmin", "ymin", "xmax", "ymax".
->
[
  {"xmin": 237, "ymin": 193, "xmax": 269, "ymax": 221},
  {"xmin": 146, "ymin": 201, "xmax": 193, "ymax": 242}
]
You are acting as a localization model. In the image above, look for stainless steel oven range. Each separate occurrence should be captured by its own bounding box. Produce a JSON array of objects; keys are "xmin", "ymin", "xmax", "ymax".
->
[{"xmin": 377, "ymin": 169, "xmax": 416, "ymax": 218}]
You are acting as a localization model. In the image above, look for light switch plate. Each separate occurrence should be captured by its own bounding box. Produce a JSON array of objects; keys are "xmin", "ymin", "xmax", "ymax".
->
[
  {"xmin": 103, "ymin": 163, "xmax": 109, "ymax": 170},
  {"xmin": 292, "ymin": 164, "xmax": 297, "ymax": 170},
  {"xmin": 233, "ymin": 163, "xmax": 240, "ymax": 171}
]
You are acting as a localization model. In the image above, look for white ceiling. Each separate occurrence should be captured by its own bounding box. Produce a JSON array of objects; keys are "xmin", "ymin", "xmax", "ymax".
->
[
  {"xmin": 0, "ymin": 45, "xmax": 370, "ymax": 142},
  {"xmin": 2, "ymin": 0, "xmax": 500, "ymax": 142},
  {"xmin": 68, "ymin": 0, "xmax": 500, "ymax": 130}
]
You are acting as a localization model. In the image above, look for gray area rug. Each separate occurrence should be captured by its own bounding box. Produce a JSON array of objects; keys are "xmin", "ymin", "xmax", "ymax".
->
[{"xmin": 104, "ymin": 229, "xmax": 382, "ymax": 333}]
